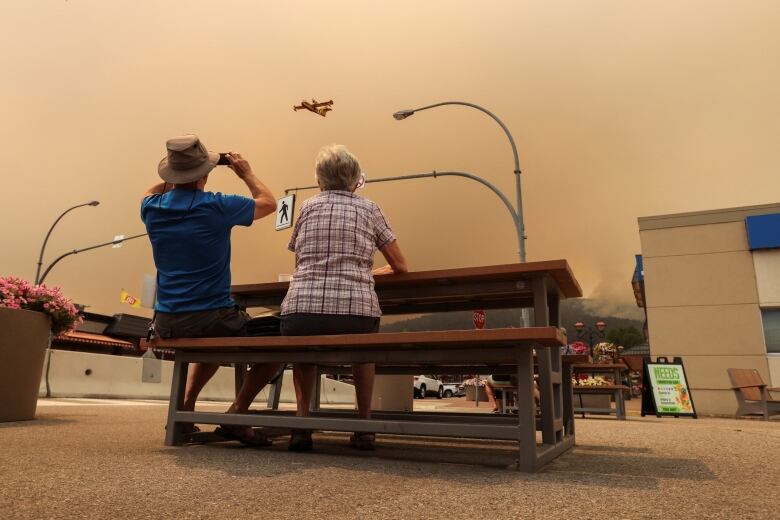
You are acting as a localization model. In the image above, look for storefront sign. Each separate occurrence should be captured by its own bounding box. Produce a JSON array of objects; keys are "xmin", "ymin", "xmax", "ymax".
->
[{"xmin": 641, "ymin": 357, "xmax": 697, "ymax": 418}]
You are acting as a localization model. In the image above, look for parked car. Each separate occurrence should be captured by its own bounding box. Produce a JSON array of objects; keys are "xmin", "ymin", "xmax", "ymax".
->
[
  {"xmin": 413, "ymin": 375, "xmax": 444, "ymax": 399},
  {"xmin": 442, "ymin": 383, "xmax": 465, "ymax": 398}
]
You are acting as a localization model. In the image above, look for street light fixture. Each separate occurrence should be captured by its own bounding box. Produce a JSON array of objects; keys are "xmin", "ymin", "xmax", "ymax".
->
[
  {"xmin": 574, "ymin": 320, "xmax": 608, "ymax": 354},
  {"xmin": 392, "ymin": 101, "xmax": 526, "ymax": 262},
  {"xmin": 35, "ymin": 201, "xmax": 100, "ymax": 285}
]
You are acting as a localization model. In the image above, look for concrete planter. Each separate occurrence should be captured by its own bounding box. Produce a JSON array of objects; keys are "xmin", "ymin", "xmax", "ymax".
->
[
  {"xmin": 465, "ymin": 385, "xmax": 488, "ymax": 402},
  {"xmin": 0, "ymin": 307, "xmax": 51, "ymax": 422}
]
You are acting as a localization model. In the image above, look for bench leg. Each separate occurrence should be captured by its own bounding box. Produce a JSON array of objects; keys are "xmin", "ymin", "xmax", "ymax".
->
[
  {"xmin": 266, "ymin": 367, "xmax": 284, "ymax": 410},
  {"xmin": 537, "ymin": 347, "xmax": 557, "ymax": 445},
  {"xmin": 616, "ymin": 389, "xmax": 626, "ymax": 420},
  {"xmin": 562, "ymin": 363, "xmax": 575, "ymax": 436},
  {"xmin": 310, "ymin": 365, "xmax": 322, "ymax": 412},
  {"xmin": 234, "ymin": 363, "xmax": 247, "ymax": 396},
  {"xmin": 516, "ymin": 348, "xmax": 538, "ymax": 472},
  {"xmin": 165, "ymin": 358, "xmax": 189, "ymax": 446}
]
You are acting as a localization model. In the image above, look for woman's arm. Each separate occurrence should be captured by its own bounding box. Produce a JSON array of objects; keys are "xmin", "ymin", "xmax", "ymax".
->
[{"xmin": 373, "ymin": 240, "xmax": 408, "ymax": 275}]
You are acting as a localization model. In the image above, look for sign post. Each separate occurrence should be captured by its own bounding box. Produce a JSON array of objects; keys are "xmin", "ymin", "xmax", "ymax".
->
[
  {"xmin": 275, "ymin": 194, "xmax": 295, "ymax": 231},
  {"xmin": 641, "ymin": 357, "xmax": 697, "ymax": 418},
  {"xmin": 473, "ymin": 309, "xmax": 486, "ymax": 330},
  {"xmin": 472, "ymin": 310, "xmax": 486, "ymax": 406}
]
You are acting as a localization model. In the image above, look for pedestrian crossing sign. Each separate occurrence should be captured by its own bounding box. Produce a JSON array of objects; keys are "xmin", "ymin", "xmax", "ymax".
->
[{"xmin": 275, "ymin": 194, "xmax": 295, "ymax": 231}]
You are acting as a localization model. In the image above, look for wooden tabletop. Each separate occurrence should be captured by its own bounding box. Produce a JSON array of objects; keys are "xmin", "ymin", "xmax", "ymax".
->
[{"xmin": 232, "ymin": 260, "xmax": 582, "ymax": 314}]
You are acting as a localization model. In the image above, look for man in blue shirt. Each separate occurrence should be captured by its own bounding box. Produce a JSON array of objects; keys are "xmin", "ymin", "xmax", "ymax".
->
[{"xmin": 142, "ymin": 135, "xmax": 280, "ymax": 445}]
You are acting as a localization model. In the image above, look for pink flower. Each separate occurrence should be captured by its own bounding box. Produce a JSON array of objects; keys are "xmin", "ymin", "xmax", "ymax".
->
[{"xmin": 0, "ymin": 275, "xmax": 82, "ymax": 334}]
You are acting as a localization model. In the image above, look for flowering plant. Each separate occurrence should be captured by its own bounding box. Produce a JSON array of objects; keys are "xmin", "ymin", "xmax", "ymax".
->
[
  {"xmin": 568, "ymin": 341, "xmax": 589, "ymax": 355},
  {"xmin": 0, "ymin": 276, "xmax": 83, "ymax": 335},
  {"xmin": 572, "ymin": 375, "xmax": 610, "ymax": 387},
  {"xmin": 593, "ymin": 342, "xmax": 622, "ymax": 362}
]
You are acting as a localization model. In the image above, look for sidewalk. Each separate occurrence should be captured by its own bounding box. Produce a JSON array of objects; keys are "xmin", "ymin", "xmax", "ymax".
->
[{"xmin": 1, "ymin": 398, "xmax": 777, "ymax": 519}]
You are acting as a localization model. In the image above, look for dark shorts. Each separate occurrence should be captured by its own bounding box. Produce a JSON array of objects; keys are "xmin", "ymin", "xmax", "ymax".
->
[
  {"xmin": 280, "ymin": 313, "xmax": 380, "ymax": 336},
  {"xmin": 154, "ymin": 306, "xmax": 250, "ymax": 339}
]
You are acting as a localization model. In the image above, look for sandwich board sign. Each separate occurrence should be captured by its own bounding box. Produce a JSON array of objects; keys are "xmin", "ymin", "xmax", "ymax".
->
[
  {"xmin": 641, "ymin": 357, "xmax": 697, "ymax": 418},
  {"xmin": 275, "ymin": 194, "xmax": 295, "ymax": 231}
]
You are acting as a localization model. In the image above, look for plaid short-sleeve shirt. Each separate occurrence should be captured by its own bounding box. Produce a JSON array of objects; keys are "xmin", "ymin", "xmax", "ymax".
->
[{"xmin": 281, "ymin": 190, "xmax": 396, "ymax": 317}]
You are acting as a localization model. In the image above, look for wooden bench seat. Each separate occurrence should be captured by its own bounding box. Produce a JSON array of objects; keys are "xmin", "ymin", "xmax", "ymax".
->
[
  {"xmin": 152, "ymin": 326, "xmax": 572, "ymax": 472},
  {"xmin": 150, "ymin": 327, "xmax": 565, "ymax": 351},
  {"xmin": 727, "ymin": 368, "xmax": 780, "ymax": 420}
]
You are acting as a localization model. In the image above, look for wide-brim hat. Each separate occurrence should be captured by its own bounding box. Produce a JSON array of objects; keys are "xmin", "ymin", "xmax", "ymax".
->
[{"xmin": 158, "ymin": 134, "xmax": 219, "ymax": 184}]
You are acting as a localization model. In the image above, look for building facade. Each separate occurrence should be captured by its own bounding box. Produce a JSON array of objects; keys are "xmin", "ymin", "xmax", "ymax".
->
[{"xmin": 638, "ymin": 203, "xmax": 780, "ymax": 415}]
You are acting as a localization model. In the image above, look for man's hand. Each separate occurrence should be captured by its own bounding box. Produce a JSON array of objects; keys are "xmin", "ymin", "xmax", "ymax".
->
[{"xmin": 226, "ymin": 152, "xmax": 252, "ymax": 179}]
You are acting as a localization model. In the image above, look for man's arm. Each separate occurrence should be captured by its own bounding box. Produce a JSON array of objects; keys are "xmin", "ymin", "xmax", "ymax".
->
[
  {"xmin": 227, "ymin": 152, "xmax": 277, "ymax": 220},
  {"xmin": 142, "ymin": 182, "xmax": 167, "ymax": 199}
]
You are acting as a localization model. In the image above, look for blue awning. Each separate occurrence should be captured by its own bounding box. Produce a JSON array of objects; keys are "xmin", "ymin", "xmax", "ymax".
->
[
  {"xmin": 746, "ymin": 213, "xmax": 780, "ymax": 250},
  {"xmin": 632, "ymin": 254, "xmax": 645, "ymax": 308}
]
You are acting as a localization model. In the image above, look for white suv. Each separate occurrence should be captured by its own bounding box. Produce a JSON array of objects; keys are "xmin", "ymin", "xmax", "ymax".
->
[{"xmin": 414, "ymin": 375, "xmax": 444, "ymax": 399}]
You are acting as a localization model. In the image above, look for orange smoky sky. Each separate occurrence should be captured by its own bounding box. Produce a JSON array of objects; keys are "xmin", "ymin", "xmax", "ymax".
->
[{"xmin": 1, "ymin": 1, "xmax": 779, "ymax": 317}]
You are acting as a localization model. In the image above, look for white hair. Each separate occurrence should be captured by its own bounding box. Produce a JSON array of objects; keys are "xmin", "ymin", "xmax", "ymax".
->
[{"xmin": 314, "ymin": 144, "xmax": 361, "ymax": 191}]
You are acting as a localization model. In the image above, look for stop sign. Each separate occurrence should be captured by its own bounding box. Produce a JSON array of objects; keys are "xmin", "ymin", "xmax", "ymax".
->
[{"xmin": 473, "ymin": 310, "xmax": 486, "ymax": 329}]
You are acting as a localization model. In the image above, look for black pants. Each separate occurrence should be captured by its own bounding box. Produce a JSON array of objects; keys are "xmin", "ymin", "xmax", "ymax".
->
[{"xmin": 280, "ymin": 313, "xmax": 380, "ymax": 336}]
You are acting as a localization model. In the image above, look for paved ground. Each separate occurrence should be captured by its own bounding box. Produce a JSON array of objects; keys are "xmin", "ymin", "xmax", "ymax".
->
[{"xmin": 1, "ymin": 399, "xmax": 778, "ymax": 519}]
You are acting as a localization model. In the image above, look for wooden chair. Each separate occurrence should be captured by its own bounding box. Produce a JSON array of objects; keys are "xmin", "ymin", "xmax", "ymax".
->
[{"xmin": 727, "ymin": 368, "xmax": 780, "ymax": 420}]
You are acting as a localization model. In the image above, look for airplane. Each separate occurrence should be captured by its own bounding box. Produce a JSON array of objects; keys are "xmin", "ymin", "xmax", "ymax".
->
[{"xmin": 293, "ymin": 98, "xmax": 333, "ymax": 117}]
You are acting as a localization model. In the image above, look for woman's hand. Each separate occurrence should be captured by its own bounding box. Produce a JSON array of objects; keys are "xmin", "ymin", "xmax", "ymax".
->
[{"xmin": 371, "ymin": 265, "xmax": 395, "ymax": 276}]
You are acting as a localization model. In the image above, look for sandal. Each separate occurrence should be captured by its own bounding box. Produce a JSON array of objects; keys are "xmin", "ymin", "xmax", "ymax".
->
[
  {"xmin": 349, "ymin": 432, "xmax": 376, "ymax": 451},
  {"xmin": 288, "ymin": 429, "xmax": 313, "ymax": 452},
  {"xmin": 165, "ymin": 424, "xmax": 200, "ymax": 437},
  {"xmin": 214, "ymin": 425, "xmax": 273, "ymax": 447}
]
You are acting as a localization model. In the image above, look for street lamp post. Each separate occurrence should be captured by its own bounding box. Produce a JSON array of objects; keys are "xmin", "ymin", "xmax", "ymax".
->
[
  {"xmin": 39, "ymin": 231, "xmax": 147, "ymax": 398},
  {"xmin": 35, "ymin": 201, "xmax": 100, "ymax": 285},
  {"xmin": 393, "ymin": 101, "xmax": 526, "ymax": 263},
  {"xmin": 574, "ymin": 320, "xmax": 607, "ymax": 355}
]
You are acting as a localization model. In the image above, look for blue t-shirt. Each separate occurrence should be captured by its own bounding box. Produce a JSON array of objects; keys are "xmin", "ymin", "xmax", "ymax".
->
[{"xmin": 140, "ymin": 189, "xmax": 255, "ymax": 313}]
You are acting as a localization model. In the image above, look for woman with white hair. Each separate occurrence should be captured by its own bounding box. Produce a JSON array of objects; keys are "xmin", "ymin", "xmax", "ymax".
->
[{"xmin": 281, "ymin": 144, "xmax": 408, "ymax": 451}]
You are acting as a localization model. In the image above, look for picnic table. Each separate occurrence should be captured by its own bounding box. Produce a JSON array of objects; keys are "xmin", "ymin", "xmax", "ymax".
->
[
  {"xmin": 572, "ymin": 362, "xmax": 629, "ymax": 419},
  {"xmin": 155, "ymin": 260, "xmax": 582, "ymax": 472}
]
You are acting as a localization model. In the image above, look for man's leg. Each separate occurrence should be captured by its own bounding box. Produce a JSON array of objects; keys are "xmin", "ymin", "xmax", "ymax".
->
[
  {"xmin": 183, "ymin": 362, "xmax": 219, "ymax": 411},
  {"xmin": 227, "ymin": 363, "xmax": 285, "ymax": 413}
]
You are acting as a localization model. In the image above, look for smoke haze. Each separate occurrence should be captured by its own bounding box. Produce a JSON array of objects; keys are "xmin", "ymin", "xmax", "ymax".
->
[{"xmin": 1, "ymin": 1, "xmax": 779, "ymax": 316}]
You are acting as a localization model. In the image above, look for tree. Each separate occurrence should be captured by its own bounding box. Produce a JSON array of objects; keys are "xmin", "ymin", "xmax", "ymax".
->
[{"xmin": 606, "ymin": 326, "xmax": 644, "ymax": 349}]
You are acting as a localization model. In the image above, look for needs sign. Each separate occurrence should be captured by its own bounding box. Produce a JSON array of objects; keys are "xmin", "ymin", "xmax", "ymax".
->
[{"xmin": 642, "ymin": 358, "xmax": 697, "ymax": 418}]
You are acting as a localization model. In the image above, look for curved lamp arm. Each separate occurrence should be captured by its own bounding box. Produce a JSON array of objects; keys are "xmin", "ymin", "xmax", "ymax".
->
[
  {"xmin": 394, "ymin": 101, "xmax": 520, "ymax": 174},
  {"xmin": 284, "ymin": 171, "xmax": 524, "ymax": 259},
  {"xmin": 393, "ymin": 101, "xmax": 526, "ymax": 262},
  {"xmin": 38, "ymin": 232, "xmax": 146, "ymax": 285},
  {"xmin": 35, "ymin": 201, "xmax": 99, "ymax": 284}
]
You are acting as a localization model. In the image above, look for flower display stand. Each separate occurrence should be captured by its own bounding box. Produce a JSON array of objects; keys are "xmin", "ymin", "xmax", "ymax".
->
[{"xmin": 0, "ymin": 308, "xmax": 51, "ymax": 422}]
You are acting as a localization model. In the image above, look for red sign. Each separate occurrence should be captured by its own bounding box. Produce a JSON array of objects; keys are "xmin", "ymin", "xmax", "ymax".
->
[{"xmin": 473, "ymin": 310, "xmax": 486, "ymax": 330}]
